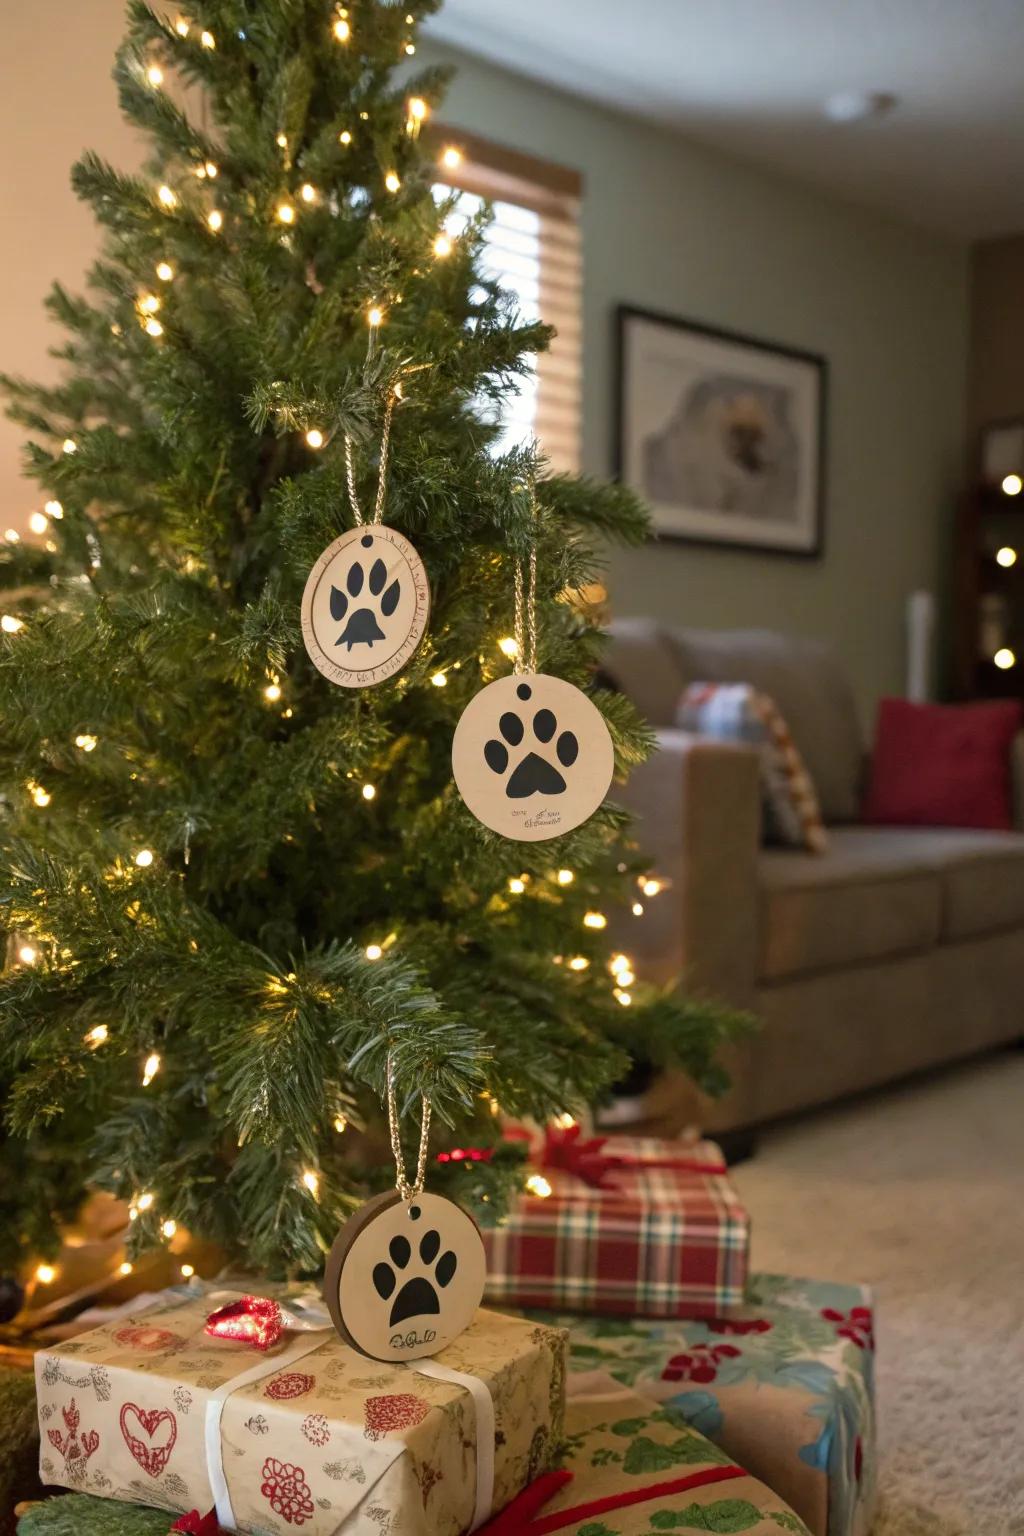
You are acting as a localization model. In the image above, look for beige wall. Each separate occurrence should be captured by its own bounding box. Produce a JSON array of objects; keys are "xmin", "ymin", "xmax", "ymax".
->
[
  {"xmin": 432, "ymin": 44, "xmax": 970, "ymax": 718},
  {"xmin": 968, "ymin": 235, "xmax": 1024, "ymax": 463},
  {"xmin": 2, "ymin": 10, "xmax": 969, "ymax": 717}
]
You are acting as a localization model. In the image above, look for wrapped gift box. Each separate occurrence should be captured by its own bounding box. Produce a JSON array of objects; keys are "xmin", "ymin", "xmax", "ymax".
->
[
  {"xmin": 34, "ymin": 1287, "xmax": 566, "ymax": 1535},
  {"xmin": 482, "ymin": 1130, "xmax": 749, "ymax": 1318},
  {"xmin": 478, "ymin": 1377, "xmax": 811, "ymax": 1534},
  {"xmin": 559, "ymin": 1272, "xmax": 876, "ymax": 1536}
]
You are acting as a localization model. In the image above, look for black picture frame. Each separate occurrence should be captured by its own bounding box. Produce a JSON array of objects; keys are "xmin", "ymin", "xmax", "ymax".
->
[{"xmin": 615, "ymin": 305, "xmax": 828, "ymax": 559}]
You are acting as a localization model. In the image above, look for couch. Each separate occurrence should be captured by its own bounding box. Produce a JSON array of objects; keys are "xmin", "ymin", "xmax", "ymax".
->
[{"xmin": 603, "ymin": 620, "xmax": 1024, "ymax": 1136}]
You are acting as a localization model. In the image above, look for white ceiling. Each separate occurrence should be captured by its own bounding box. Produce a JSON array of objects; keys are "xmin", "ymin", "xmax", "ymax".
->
[{"xmin": 427, "ymin": 0, "xmax": 1024, "ymax": 241}]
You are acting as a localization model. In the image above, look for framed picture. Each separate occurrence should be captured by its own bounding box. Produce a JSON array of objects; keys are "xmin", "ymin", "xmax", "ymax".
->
[{"xmin": 616, "ymin": 306, "xmax": 827, "ymax": 558}]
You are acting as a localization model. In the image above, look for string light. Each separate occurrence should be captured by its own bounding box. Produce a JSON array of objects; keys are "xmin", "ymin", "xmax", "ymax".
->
[
  {"xmin": 568, "ymin": 955, "xmax": 589, "ymax": 971},
  {"xmin": 632, "ymin": 902, "xmax": 644, "ymax": 916},
  {"xmin": 276, "ymin": 202, "xmax": 296, "ymax": 224},
  {"xmin": 508, "ymin": 876, "xmax": 526, "ymax": 894},
  {"xmin": 200, "ymin": 28, "xmax": 215, "ymax": 48},
  {"xmin": 35, "ymin": 1264, "xmax": 57, "ymax": 1285},
  {"xmin": 264, "ymin": 681, "xmax": 282, "ymax": 701},
  {"xmin": 333, "ymin": 1114, "xmax": 348, "ymax": 1133},
  {"xmin": 526, "ymin": 1174, "xmax": 552, "ymax": 1199},
  {"xmin": 144, "ymin": 318, "xmax": 164, "ymax": 337},
  {"xmin": 204, "ymin": 161, "xmax": 218, "ymax": 178},
  {"xmin": 616, "ymin": 968, "xmax": 635, "ymax": 987},
  {"xmin": 498, "ymin": 636, "xmax": 519, "ymax": 658},
  {"xmin": 157, "ymin": 184, "xmax": 177, "ymax": 208},
  {"xmin": 180, "ymin": 1263, "xmax": 195, "ymax": 1278},
  {"xmin": 62, "ymin": 439, "xmax": 77, "ymax": 454},
  {"xmin": 384, "ymin": 171, "xmax": 401, "ymax": 194},
  {"xmin": 30, "ymin": 782, "xmax": 51, "ymax": 807},
  {"xmin": 134, "ymin": 848, "xmax": 154, "ymax": 867},
  {"xmin": 161, "ymin": 1218, "xmax": 177, "ymax": 1238},
  {"xmin": 553, "ymin": 1111, "xmax": 576, "ymax": 1130},
  {"xmin": 207, "ymin": 209, "xmax": 224, "ymax": 231},
  {"xmin": 367, "ymin": 305, "xmax": 383, "ymax": 327},
  {"xmin": 365, "ymin": 943, "xmax": 383, "ymax": 960},
  {"xmin": 996, "ymin": 546, "xmax": 1018, "ymax": 568},
  {"xmin": 441, "ymin": 145, "xmax": 463, "ymax": 171},
  {"xmin": 174, "ymin": 16, "xmax": 189, "ymax": 36},
  {"xmin": 333, "ymin": 16, "xmax": 351, "ymax": 41},
  {"xmin": 642, "ymin": 877, "xmax": 662, "ymax": 897},
  {"xmin": 75, "ymin": 733, "xmax": 98, "ymax": 751},
  {"xmin": 305, "ymin": 428, "xmax": 324, "ymax": 449},
  {"xmin": 137, "ymin": 1191, "xmax": 154, "ymax": 1211},
  {"xmin": 406, "ymin": 96, "xmax": 428, "ymax": 137},
  {"xmin": 142, "ymin": 1052, "xmax": 161, "ymax": 1085},
  {"xmin": 4, "ymin": 528, "xmax": 20, "ymax": 543},
  {"xmin": 29, "ymin": 511, "xmax": 49, "ymax": 534},
  {"xmin": 301, "ymin": 1169, "xmax": 320, "ymax": 1198},
  {"xmin": 18, "ymin": 945, "xmax": 38, "ymax": 966},
  {"xmin": 610, "ymin": 953, "xmax": 629, "ymax": 974},
  {"xmin": 139, "ymin": 292, "xmax": 162, "ymax": 314},
  {"xmin": 146, "ymin": 63, "xmax": 164, "ymax": 86},
  {"xmin": 339, "ymin": 130, "xmax": 353, "ymax": 146},
  {"xmin": 433, "ymin": 233, "xmax": 452, "ymax": 258},
  {"xmin": 614, "ymin": 989, "xmax": 633, "ymax": 1007},
  {"xmin": 361, "ymin": 783, "xmax": 376, "ymax": 800},
  {"xmin": 1002, "ymin": 474, "xmax": 1022, "ymax": 497},
  {"xmin": 85, "ymin": 1024, "xmax": 108, "ymax": 1047},
  {"xmin": 995, "ymin": 647, "xmax": 1016, "ymax": 670},
  {"xmin": 583, "ymin": 911, "xmax": 607, "ymax": 930},
  {"xmin": 156, "ymin": 261, "xmax": 175, "ymax": 283},
  {"xmin": 118, "ymin": 1261, "xmax": 133, "ymax": 1276},
  {"xmin": 556, "ymin": 868, "xmax": 574, "ymax": 886},
  {"xmin": 45, "ymin": 499, "xmax": 64, "ymax": 517},
  {"xmin": 404, "ymin": 41, "xmax": 416, "ymax": 55},
  {"xmin": 431, "ymin": 671, "xmax": 447, "ymax": 687},
  {"xmin": 2, "ymin": 615, "xmax": 24, "ymax": 634}
]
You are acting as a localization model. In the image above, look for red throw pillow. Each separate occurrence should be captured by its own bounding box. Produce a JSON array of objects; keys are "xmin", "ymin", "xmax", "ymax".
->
[{"xmin": 864, "ymin": 697, "xmax": 1023, "ymax": 830}]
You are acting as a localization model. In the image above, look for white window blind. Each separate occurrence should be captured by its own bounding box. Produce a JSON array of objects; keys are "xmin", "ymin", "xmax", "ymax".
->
[{"xmin": 437, "ymin": 139, "xmax": 582, "ymax": 474}]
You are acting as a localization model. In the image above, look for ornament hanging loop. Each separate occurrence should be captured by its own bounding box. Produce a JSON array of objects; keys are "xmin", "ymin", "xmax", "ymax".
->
[
  {"xmin": 512, "ymin": 479, "xmax": 538, "ymax": 676},
  {"xmin": 386, "ymin": 1049, "xmax": 433, "ymax": 1203},
  {"xmin": 344, "ymin": 387, "xmax": 397, "ymax": 529}
]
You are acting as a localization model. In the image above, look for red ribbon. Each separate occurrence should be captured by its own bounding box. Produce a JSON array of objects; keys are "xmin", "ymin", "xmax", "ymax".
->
[
  {"xmin": 171, "ymin": 1511, "xmax": 220, "ymax": 1534},
  {"xmin": 204, "ymin": 1295, "xmax": 284, "ymax": 1351},
  {"xmin": 476, "ymin": 1463, "xmax": 746, "ymax": 1534},
  {"xmin": 539, "ymin": 1125, "xmax": 727, "ymax": 1187}
]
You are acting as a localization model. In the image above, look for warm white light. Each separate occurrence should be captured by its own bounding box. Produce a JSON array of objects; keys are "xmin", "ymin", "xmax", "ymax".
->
[
  {"xmin": 553, "ymin": 1112, "xmax": 575, "ymax": 1130},
  {"xmin": 86, "ymin": 1024, "xmax": 108, "ymax": 1046},
  {"xmin": 305, "ymin": 428, "xmax": 324, "ymax": 449},
  {"xmin": 583, "ymin": 911, "xmax": 607, "ymax": 930},
  {"xmin": 302, "ymin": 1169, "xmax": 320, "ymax": 1198},
  {"xmin": 157, "ymin": 184, "xmax": 177, "ymax": 208},
  {"xmin": 996, "ymin": 546, "xmax": 1018, "ymax": 568},
  {"xmin": 610, "ymin": 953, "xmax": 629, "ymax": 974},
  {"xmin": 361, "ymin": 783, "xmax": 376, "ymax": 800},
  {"xmin": 144, "ymin": 318, "xmax": 164, "ymax": 337},
  {"xmin": 276, "ymin": 202, "xmax": 296, "ymax": 225},
  {"xmin": 75, "ymin": 733, "xmax": 98, "ymax": 752},
  {"xmin": 156, "ymin": 261, "xmax": 174, "ymax": 282},
  {"xmin": 264, "ymin": 682, "xmax": 282, "ymax": 701},
  {"xmin": 1002, "ymin": 474, "xmax": 1022, "ymax": 497},
  {"xmin": 135, "ymin": 848, "xmax": 154, "ymax": 867},
  {"xmin": 137, "ymin": 1191, "xmax": 154, "ymax": 1211},
  {"xmin": 4, "ymin": 528, "xmax": 19, "ymax": 543},
  {"xmin": 994, "ymin": 647, "xmax": 1017, "ymax": 670},
  {"xmin": 276, "ymin": 133, "xmax": 288, "ymax": 149},
  {"xmin": 28, "ymin": 511, "xmax": 48, "ymax": 536},
  {"xmin": 384, "ymin": 171, "xmax": 401, "ymax": 194},
  {"xmin": 616, "ymin": 968, "xmax": 635, "ymax": 987},
  {"xmin": 339, "ymin": 130, "xmax": 353, "ymax": 146},
  {"xmin": 174, "ymin": 16, "xmax": 189, "ymax": 36},
  {"xmin": 30, "ymin": 784, "xmax": 51, "ymax": 807},
  {"xmin": 204, "ymin": 161, "xmax": 218, "ymax": 178},
  {"xmin": 364, "ymin": 943, "xmax": 383, "ymax": 961},
  {"xmin": 300, "ymin": 182, "xmax": 317, "ymax": 204},
  {"xmin": 139, "ymin": 293, "xmax": 160, "ymax": 316},
  {"xmin": 556, "ymin": 868, "xmax": 574, "ymax": 886},
  {"xmin": 35, "ymin": 1264, "xmax": 57, "ymax": 1285},
  {"xmin": 431, "ymin": 671, "xmax": 447, "ymax": 687},
  {"xmin": 405, "ymin": 41, "xmax": 416, "ymax": 55},
  {"xmin": 568, "ymin": 956, "xmax": 589, "ymax": 972},
  {"xmin": 62, "ymin": 439, "xmax": 77, "ymax": 454},
  {"xmin": 508, "ymin": 877, "xmax": 526, "ymax": 894},
  {"xmin": 200, "ymin": 28, "xmax": 215, "ymax": 47},
  {"xmin": 498, "ymin": 636, "xmax": 519, "ymax": 658},
  {"xmin": 642, "ymin": 878, "xmax": 662, "ymax": 897},
  {"xmin": 45, "ymin": 499, "xmax": 64, "ymax": 517},
  {"xmin": 119, "ymin": 1261, "xmax": 133, "ymax": 1276},
  {"xmin": 142, "ymin": 1052, "xmax": 161, "ymax": 1085},
  {"xmin": 207, "ymin": 209, "xmax": 223, "ymax": 232},
  {"xmin": 180, "ymin": 1263, "xmax": 195, "ymax": 1277},
  {"xmin": 18, "ymin": 945, "xmax": 38, "ymax": 966},
  {"xmin": 433, "ymin": 233, "xmax": 452, "ymax": 258},
  {"xmin": 407, "ymin": 96, "xmax": 428, "ymax": 123},
  {"xmin": 146, "ymin": 64, "xmax": 164, "ymax": 86},
  {"xmin": 333, "ymin": 16, "xmax": 351, "ymax": 40},
  {"xmin": 1, "ymin": 615, "xmax": 24, "ymax": 634},
  {"xmin": 441, "ymin": 145, "xmax": 463, "ymax": 171},
  {"xmin": 333, "ymin": 1115, "xmax": 348, "ymax": 1133},
  {"xmin": 367, "ymin": 305, "xmax": 384, "ymax": 327},
  {"xmin": 632, "ymin": 901, "xmax": 644, "ymax": 916},
  {"xmin": 615, "ymin": 989, "xmax": 633, "ymax": 1007},
  {"xmin": 526, "ymin": 1174, "xmax": 552, "ymax": 1199},
  {"xmin": 161, "ymin": 1218, "xmax": 177, "ymax": 1238}
]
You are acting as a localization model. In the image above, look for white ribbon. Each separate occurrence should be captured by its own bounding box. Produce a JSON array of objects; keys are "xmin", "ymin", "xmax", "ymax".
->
[{"xmin": 201, "ymin": 1294, "xmax": 495, "ymax": 1532}]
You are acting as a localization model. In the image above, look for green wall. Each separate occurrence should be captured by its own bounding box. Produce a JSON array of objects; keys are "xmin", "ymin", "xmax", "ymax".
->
[{"xmin": 428, "ymin": 42, "xmax": 970, "ymax": 718}]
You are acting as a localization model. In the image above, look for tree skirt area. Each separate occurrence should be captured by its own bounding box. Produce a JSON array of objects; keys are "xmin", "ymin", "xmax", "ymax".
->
[{"xmin": 731, "ymin": 1049, "xmax": 1024, "ymax": 1536}]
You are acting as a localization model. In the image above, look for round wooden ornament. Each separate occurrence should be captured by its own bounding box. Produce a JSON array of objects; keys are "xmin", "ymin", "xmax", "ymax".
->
[
  {"xmin": 301, "ymin": 524, "xmax": 430, "ymax": 688},
  {"xmin": 323, "ymin": 1189, "xmax": 486, "ymax": 1361},
  {"xmin": 452, "ymin": 672, "xmax": 614, "ymax": 841}
]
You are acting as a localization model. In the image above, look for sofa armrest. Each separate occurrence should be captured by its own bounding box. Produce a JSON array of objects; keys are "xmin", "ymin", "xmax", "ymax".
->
[{"xmin": 613, "ymin": 727, "xmax": 761, "ymax": 1010}]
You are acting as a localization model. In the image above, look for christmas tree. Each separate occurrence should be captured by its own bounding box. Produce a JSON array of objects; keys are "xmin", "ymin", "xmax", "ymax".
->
[{"xmin": 0, "ymin": 0, "xmax": 746, "ymax": 1277}]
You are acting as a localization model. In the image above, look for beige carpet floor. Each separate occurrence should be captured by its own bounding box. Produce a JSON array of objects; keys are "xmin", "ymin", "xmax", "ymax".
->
[{"xmin": 730, "ymin": 1049, "xmax": 1024, "ymax": 1536}]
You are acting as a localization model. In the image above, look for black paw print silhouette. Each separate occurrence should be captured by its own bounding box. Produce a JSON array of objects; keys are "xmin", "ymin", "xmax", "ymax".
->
[
  {"xmin": 331, "ymin": 534, "xmax": 400, "ymax": 651},
  {"xmin": 484, "ymin": 682, "xmax": 579, "ymax": 799},
  {"xmin": 372, "ymin": 1219, "xmax": 458, "ymax": 1327}
]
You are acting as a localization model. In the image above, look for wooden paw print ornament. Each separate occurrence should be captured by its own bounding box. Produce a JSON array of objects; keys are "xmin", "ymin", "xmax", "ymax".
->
[
  {"xmin": 453, "ymin": 673, "xmax": 614, "ymax": 841},
  {"xmin": 301, "ymin": 524, "xmax": 429, "ymax": 688}
]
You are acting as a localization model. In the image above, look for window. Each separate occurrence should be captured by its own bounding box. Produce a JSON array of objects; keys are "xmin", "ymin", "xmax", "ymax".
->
[{"xmin": 437, "ymin": 133, "xmax": 583, "ymax": 474}]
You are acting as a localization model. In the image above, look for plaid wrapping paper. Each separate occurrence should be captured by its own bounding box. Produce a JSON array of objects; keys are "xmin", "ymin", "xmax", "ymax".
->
[{"xmin": 482, "ymin": 1136, "xmax": 750, "ymax": 1319}]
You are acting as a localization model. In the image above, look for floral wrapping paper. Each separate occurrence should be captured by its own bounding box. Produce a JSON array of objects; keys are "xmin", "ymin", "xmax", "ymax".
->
[
  {"xmin": 482, "ymin": 1137, "xmax": 750, "ymax": 1319},
  {"xmin": 553, "ymin": 1273, "xmax": 876, "ymax": 1536},
  {"xmin": 34, "ymin": 1289, "xmax": 566, "ymax": 1535}
]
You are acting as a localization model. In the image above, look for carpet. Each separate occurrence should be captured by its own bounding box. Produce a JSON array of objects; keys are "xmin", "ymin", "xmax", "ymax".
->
[{"xmin": 730, "ymin": 1049, "xmax": 1024, "ymax": 1536}]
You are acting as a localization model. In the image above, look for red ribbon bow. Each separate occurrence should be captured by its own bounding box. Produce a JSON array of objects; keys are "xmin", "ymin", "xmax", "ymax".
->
[
  {"xmin": 171, "ymin": 1511, "xmax": 220, "ymax": 1534},
  {"xmin": 540, "ymin": 1124, "xmax": 624, "ymax": 1188}
]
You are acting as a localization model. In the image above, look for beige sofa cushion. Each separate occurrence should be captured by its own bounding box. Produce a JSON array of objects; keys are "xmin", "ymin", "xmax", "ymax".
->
[
  {"xmin": 667, "ymin": 628, "xmax": 864, "ymax": 822},
  {"xmin": 759, "ymin": 825, "xmax": 1024, "ymax": 981},
  {"xmin": 759, "ymin": 829, "xmax": 941, "ymax": 981},
  {"xmin": 602, "ymin": 618, "xmax": 688, "ymax": 726}
]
